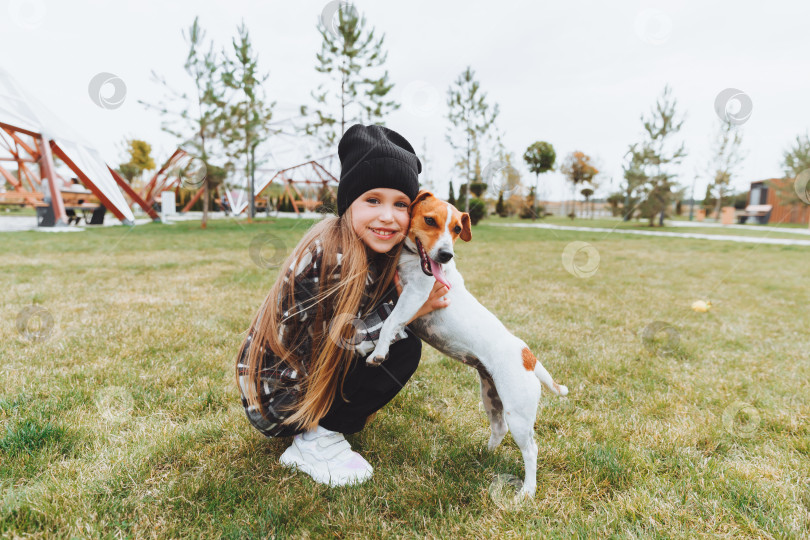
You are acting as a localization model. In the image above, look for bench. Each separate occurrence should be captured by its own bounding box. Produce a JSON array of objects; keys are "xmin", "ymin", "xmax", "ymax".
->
[
  {"xmin": 1, "ymin": 189, "xmax": 105, "ymax": 225},
  {"xmin": 0, "ymin": 191, "xmax": 47, "ymax": 207},
  {"xmin": 58, "ymin": 190, "xmax": 103, "ymax": 224},
  {"xmin": 737, "ymin": 204, "xmax": 772, "ymax": 224},
  {"xmin": 60, "ymin": 190, "xmax": 100, "ymax": 206}
]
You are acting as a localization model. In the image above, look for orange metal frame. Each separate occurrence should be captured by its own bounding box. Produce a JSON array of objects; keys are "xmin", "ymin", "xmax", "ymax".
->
[
  {"xmin": 0, "ymin": 121, "xmax": 157, "ymax": 225},
  {"xmin": 0, "ymin": 121, "xmax": 68, "ymax": 223},
  {"xmin": 256, "ymin": 159, "xmax": 338, "ymax": 216},
  {"xmin": 136, "ymin": 147, "xmax": 209, "ymax": 215}
]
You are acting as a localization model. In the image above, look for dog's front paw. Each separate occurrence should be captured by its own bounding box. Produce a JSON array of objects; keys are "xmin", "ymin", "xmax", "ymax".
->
[
  {"xmin": 366, "ymin": 353, "xmax": 388, "ymax": 366},
  {"xmin": 366, "ymin": 356, "xmax": 383, "ymax": 366},
  {"xmin": 366, "ymin": 346, "xmax": 389, "ymax": 366}
]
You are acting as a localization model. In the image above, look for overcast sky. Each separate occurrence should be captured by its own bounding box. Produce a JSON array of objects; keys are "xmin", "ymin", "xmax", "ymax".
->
[{"xmin": 2, "ymin": 0, "xmax": 808, "ymax": 202}]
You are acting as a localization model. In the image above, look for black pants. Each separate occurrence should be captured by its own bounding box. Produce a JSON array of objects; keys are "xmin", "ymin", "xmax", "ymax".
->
[{"xmin": 318, "ymin": 326, "xmax": 422, "ymax": 434}]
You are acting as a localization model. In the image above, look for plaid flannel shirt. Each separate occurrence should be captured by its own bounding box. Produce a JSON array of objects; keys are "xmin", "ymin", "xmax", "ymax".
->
[{"xmin": 236, "ymin": 238, "xmax": 408, "ymax": 437}]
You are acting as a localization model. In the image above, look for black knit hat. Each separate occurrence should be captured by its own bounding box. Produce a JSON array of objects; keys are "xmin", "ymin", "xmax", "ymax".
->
[{"xmin": 337, "ymin": 124, "xmax": 422, "ymax": 217}]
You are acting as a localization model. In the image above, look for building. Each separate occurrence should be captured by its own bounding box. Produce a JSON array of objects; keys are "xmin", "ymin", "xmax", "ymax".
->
[{"xmin": 744, "ymin": 178, "xmax": 810, "ymax": 225}]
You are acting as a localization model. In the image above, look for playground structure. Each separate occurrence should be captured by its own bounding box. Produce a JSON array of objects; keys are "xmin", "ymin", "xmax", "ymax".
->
[
  {"xmin": 128, "ymin": 147, "xmax": 212, "ymax": 216},
  {"xmin": 0, "ymin": 68, "xmax": 338, "ymax": 224},
  {"xmin": 0, "ymin": 68, "xmax": 153, "ymax": 226},
  {"xmin": 132, "ymin": 150, "xmax": 339, "ymax": 217},
  {"xmin": 254, "ymin": 159, "xmax": 338, "ymax": 216},
  {"xmin": 0, "ymin": 121, "xmax": 161, "ymax": 225}
]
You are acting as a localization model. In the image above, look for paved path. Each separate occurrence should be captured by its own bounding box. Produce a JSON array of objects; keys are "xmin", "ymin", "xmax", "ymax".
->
[
  {"xmin": 491, "ymin": 222, "xmax": 810, "ymax": 246},
  {"xmin": 666, "ymin": 220, "xmax": 810, "ymax": 235}
]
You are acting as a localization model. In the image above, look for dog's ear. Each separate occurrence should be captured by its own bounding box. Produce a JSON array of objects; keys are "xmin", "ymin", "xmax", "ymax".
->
[
  {"xmin": 408, "ymin": 190, "xmax": 433, "ymax": 215},
  {"xmin": 460, "ymin": 213, "xmax": 472, "ymax": 241}
]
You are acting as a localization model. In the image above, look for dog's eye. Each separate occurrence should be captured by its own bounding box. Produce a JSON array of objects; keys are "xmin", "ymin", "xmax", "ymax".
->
[
  {"xmin": 424, "ymin": 217, "xmax": 436, "ymax": 227},
  {"xmin": 454, "ymin": 225, "xmax": 461, "ymax": 234}
]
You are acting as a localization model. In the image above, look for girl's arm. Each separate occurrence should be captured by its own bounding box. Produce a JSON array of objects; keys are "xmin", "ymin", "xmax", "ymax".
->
[
  {"xmin": 394, "ymin": 271, "xmax": 450, "ymax": 325},
  {"xmin": 350, "ymin": 271, "xmax": 450, "ymax": 358},
  {"xmin": 278, "ymin": 239, "xmax": 329, "ymax": 327}
]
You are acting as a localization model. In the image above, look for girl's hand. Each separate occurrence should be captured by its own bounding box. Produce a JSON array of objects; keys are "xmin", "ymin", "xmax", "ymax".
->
[{"xmin": 394, "ymin": 270, "xmax": 450, "ymax": 325}]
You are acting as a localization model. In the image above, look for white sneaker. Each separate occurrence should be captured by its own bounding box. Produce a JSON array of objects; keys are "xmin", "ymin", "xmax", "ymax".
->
[{"xmin": 279, "ymin": 425, "xmax": 373, "ymax": 487}]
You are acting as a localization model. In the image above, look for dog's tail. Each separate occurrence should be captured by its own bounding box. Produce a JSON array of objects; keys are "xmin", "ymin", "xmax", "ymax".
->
[
  {"xmin": 523, "ymin": 347, "xmax": 569, "ymax": 396},
  {"xmin": 536, "ymin": 364, "xmax": 568, "ymax": 396}
]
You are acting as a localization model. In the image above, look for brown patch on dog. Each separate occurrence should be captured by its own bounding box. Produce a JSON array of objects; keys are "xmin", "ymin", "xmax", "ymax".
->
[{"xmin": 521, "ymin": 347, "xmax": 537, "ymax": 371}]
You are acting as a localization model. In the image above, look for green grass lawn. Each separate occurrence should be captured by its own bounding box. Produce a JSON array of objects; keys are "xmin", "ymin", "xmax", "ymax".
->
[
  {"xmin": 2, "ymin": 217, "xmax": 808, "ymax": 538},
  {"xmin": 1, "ymin": 207, "xmax": 37, "ymax": 217}
]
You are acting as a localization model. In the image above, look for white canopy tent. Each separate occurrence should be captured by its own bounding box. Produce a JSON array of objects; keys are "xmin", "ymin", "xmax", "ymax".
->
[{"xmin": 0, "ymin": 67, "xmax": 135, "ymax": 224}]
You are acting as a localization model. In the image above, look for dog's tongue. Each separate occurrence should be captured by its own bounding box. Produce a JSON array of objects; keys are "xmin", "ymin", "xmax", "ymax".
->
[{"xmin": 429, "ymin": 258, "xmax": 451, "ymax": 290}]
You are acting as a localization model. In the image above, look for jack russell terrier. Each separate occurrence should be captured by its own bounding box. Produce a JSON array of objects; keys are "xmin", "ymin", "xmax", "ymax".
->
[{"xmin": 367, "ymin": 190, "xmax": 569, "ymax": 498}]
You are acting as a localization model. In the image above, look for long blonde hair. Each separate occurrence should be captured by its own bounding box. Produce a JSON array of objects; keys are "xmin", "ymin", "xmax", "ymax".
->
[{"xmin": 236, "ymin": 207, "xmax": 404, "ymax": 433}]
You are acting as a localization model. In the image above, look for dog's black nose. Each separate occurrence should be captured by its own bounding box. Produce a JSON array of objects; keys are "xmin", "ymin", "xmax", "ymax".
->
[{"xmin": 435, "ymin": 249, "xmax": 454, "ymax": 263}]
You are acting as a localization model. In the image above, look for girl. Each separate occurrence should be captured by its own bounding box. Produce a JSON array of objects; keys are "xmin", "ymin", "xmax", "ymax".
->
[{"xmin": 236, "ymin": 124, "xmax": 450, "ymax": 487}]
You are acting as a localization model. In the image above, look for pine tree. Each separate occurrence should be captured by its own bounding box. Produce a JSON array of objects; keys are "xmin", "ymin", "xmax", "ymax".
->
[
  {"xmin": 620, "ymin": 150, "xmax": 644, "ymax": 221},
  {"xmin": 495, "ymin": 190, "xmax": 505, "ymax": 217},
  {"xmin": 303, "ymin": 4, "xmax": 398, "ymax": 152},
  {"xmin": 140, "ymin": 16, "xmax": 226, "ymax": 229},
  {"xmin": 774, "ymin": 132, "xmax": 810, "ymax": 219},
  {"xmin": 707, "ymin": 118, "xmax": 745, "ymax": 221},
  {"xmin": 457, "ymin": 183, "xmax": 469, "ymax": 211},
  {"xmin": 783, "ymin": 132, "xmax": 810, "ymax": 177},
  {"xmin": 622, "ymin": 84, "xmax": 687, "ymax": 226},
  {"xmin": 220, "ymin": 20, "xmax": 275, "ymax": 221},
  {"xmin": 446, "ymin": 66, "xmax": 499, "ymax": 214},
  {"xmin": 448, "ymin": 180, "xmax": 456, "ymax": 206}
]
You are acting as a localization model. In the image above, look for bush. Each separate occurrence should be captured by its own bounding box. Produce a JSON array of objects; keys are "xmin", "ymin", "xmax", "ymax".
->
[
  {"xmin": 517, "ymin": 186, "xmax": 544, "ymax": 219},
  {"xmin": 468, "ymin": 197, "xmax": 486, "ymax": 225},
  {"xmin": 734, "ymin": 191, "xmax": 749, "ymax": 209},
  {"xmin": 495, "ymin": 192, "xmax": 507, "ymax": 217},
  {"xmin": 314, "ymin": 185, "xmax": 337, "ymax": 215},
  {"xmin": 519, "ymin": 204, "xmax": 544, "ymax": 219},
  {"xmin": 278, "ymin": 194, "xmax": 294, "ymax": 212},
  {"xmin": 469, "ymin": 182, "xmax": 487, "ymax": 198}
]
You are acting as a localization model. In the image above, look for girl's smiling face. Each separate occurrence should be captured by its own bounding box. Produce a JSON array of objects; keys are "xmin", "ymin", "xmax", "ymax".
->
[{"xmin": 350, "ymin": 188, "xmax": 411, "ymax": 253}]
